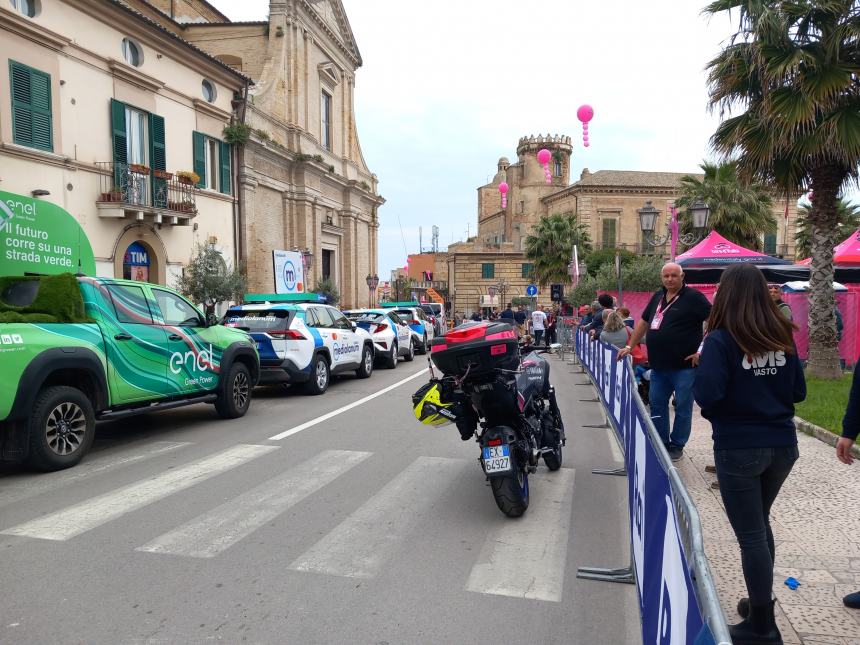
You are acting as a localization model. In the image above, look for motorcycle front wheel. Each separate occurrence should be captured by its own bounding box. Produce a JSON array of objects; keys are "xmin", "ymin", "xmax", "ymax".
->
[{"xmin": 490, "ymin": 464, "xmax": 529, "ymax": 518}]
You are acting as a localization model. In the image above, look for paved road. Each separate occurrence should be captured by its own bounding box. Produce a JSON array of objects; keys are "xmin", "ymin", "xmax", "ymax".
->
[{"xmin": 0, "ymin": 354, "xmax": 640, "ymax": 644}]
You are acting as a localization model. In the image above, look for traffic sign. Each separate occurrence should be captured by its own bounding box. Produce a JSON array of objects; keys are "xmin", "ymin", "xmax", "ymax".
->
[
  {"xmin": 488, "ymin": 286, "xmax": 496, "ymax": 297},
  {"xmin": 526, "ymin": 284, "xmax": 538, "ymax": 296}
]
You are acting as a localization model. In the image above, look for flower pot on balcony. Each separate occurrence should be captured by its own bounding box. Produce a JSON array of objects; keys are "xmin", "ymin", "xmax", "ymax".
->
[
  {"xmin": 129, "ymin": 164, "xmax": 150, "ymax": 175},
  {"xmin": 176, "ymin": 171, "xmax": 200, "ymax": 186},
  {"xmin": 152, "ymin": 169, "xmax": 173, "ymax": 180}
]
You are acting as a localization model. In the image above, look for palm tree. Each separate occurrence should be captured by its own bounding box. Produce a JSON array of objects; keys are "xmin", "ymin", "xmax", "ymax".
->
[
  {"xmin": 676, "ymin": 161, "xmax": 776, "ymax": 250},
  {"xmin": 704, "ymin": 0, "xmax": 860, "ymax": 379},
  {"xmin": 524, "ymin": 212, "xmax": 592, "ymax": 286},
  {"xmin": 795, "ymin": 199, "xmax": 860, "ymax": 259}
]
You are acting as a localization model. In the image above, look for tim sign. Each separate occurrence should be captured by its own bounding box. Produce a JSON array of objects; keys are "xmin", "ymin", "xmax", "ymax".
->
[{"xmin": 272, "ymin": 250, "xmax": 306, "ymax": 294}]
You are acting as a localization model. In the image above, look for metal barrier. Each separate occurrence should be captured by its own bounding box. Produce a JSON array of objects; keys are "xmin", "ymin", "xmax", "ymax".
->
[
  {"xmin": 574, "ymin": 330, "xmax": 731, "ymax": 645},
  {"xmin": 556, "ymin": 316, "xmax": 579, "ymax": 360}
]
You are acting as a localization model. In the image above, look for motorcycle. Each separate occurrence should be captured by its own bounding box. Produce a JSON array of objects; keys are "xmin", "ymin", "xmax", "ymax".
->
[{"xmin": 415, "ymin": 322, "xmax": 566, "ymax": 517}]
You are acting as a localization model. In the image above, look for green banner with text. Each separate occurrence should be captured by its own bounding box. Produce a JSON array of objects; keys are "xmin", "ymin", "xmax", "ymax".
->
[{"xmin": 0, "ymin": 191, "xmax": 96, "ymax": 276}]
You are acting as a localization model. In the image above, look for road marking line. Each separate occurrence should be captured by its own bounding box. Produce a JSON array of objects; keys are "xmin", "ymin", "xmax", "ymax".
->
[
  {"xmin": 289, "ymin": 456, "xmax": 465, "ymax": 578},
  {"xmin": 268, "ymin": 367, "xmax": 429, "ymax": 441},
  {"xmin": 136, "ymin": 450, "xmax": 372, "ymax": 558},
  {"xmin": 0, "ymin": 441, "xmax": 190, "ymax": 508},
  {"xmin": 466, "ymin": 468, "xmax": 576, "ymax": 602},
  {"xmin": 1, "ymin": 444, "xmax": 277, "ymax": 541}
]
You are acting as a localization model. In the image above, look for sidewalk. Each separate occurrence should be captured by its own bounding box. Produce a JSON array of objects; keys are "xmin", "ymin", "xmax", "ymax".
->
[{"xmin": 678, "ymin": 408, "xmax": 860, "ymax": 644}]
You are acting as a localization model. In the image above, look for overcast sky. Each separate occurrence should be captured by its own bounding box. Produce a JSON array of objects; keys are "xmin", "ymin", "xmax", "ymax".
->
[{"xmin": 209, "ymin": 0, "xmax": 738, "ymax": 280}]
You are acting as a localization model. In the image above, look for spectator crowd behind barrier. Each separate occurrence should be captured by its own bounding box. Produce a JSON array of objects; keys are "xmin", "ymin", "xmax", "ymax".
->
[{"xmin": 574, "ymin": 328, "xmax": 730, "ymax": 645}]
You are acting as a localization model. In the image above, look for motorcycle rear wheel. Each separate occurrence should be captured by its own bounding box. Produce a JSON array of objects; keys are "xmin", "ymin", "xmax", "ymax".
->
[
  {"xmin": 543, "ymin": 442, "xmax": 563, "ymax": 471},
  {"xmin": 490, "ymin": 465, "xmax": 529, "ymax": 518}
]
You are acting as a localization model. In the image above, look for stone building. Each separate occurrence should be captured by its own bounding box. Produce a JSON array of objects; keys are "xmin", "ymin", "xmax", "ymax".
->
[
  {"xmin": 0, "ymin": 0, "xmax": 247, "ymax": 286},
  {"xmin": 447, "ymin": 134, "xmax": 800, "ymax": 316},
  {"xmin": 179, "ymin": 0, "xmax": 384, "ymax": 307}
]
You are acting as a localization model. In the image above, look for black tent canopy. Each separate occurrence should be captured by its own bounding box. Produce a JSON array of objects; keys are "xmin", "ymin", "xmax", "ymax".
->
[{"xmin": 683, "ymin": 264, "xmax": 860, "ymax": 284}]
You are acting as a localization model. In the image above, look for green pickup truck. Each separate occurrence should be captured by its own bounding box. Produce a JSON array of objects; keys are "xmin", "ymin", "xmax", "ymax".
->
[{"xmin": 0, "ymin": 273, "xmax": 259, "ymax": 471}]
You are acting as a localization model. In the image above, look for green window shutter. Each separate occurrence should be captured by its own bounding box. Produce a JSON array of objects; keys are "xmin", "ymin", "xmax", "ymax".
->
[
  {"xmin": 149, "ymin": 113, "xmax": 166, "ymax": 207},
  {"xmin": 10, "ymin": 61, "xmax": 53, "ymax": 151},
  {"xmin": 482, "ymin": 263, "xmax": 495, "ymax": 279},
  {"xmin": 192, "ymin": 131, "xmax": 206, "ymax": 189},
  {"xmin": 521, "ymin": 263, "xmax": 533, "ymax": 279},
  {"xmin": 764, "ymin": 233, "xmax": 777, "ymax": 255},
  {"xmin": 219, "ymin": 140, "xmax": 231, "ymax": 195},
  {"xmin": 110, "ymin": 98, "xmax": 127, "ymax": 187}
]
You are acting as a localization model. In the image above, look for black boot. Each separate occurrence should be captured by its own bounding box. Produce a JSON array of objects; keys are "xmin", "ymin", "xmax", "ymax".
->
[
  {"xmin": 737, "ymin": 597, "xmax": 749, "ymax": 617},
  {"xmin": 729, "ymin": 600, "xmax": 782, "ymax": 645}
]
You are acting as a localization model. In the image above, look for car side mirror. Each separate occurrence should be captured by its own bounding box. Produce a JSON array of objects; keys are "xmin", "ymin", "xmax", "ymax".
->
[
  {"xmin": 351, "ymin": 321, "xmax": 357, "ymax": 330},
  {"xmin": 206, "ymin": 313, "xmax": 218, "ymax": 327}
]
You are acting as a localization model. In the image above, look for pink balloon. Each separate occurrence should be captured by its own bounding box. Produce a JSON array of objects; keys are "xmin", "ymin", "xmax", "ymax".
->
[
  {"xmin": 584, "ymin": 142, "xmax": 590, "ymax": 148},
  {"xmin": 583, "ymin": 135, "xmax": 590, "ymax": 142},
  {"xmin": 537, "ymin": 148, "xmax": 551, "ymax": 165},
  {"xmin": 577, "ymin": 104, "xmax": 594, "ymax": 123},
  {"xmin": 498, "ymin": 181, "xmax": 509, "ymax": 195},
  {"xmin": 583, "ymin": 124, "xmax": 589, "ymax": 131}
]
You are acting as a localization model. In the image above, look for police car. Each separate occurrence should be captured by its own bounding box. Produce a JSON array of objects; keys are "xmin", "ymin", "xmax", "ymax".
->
[{"xmin": 224, "ymin": 293, "xmax": 375, "ymax": 395}]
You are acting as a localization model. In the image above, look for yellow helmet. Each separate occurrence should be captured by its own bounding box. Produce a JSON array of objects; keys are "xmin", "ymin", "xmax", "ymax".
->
[{"xmin": 412, "ymin": 381, "xmax": 457, "ymax": 426}]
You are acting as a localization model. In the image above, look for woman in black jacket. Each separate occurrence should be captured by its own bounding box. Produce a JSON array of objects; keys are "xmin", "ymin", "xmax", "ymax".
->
[{"xmin": 693, "ymin": 264, "xmax": 805, "ymax": 645}]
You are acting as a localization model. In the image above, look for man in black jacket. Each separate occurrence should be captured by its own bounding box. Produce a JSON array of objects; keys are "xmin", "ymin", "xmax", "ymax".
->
[{"xmin": 617, "ymin": 262, "xmax": 711, "ymax": 461}]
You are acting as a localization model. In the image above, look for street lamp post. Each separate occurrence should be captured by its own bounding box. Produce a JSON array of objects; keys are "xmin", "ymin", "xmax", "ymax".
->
[
  {"xmin": 638, "ymin": 199, "xmax": 711, "ymax": 260},
  {"xmin": 365, "ymin": 273, "xmax": 379, "ymax": 307}
]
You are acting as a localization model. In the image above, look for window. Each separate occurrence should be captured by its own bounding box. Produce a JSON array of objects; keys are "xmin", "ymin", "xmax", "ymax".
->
[
  {"xmin": 206, "ymin": 138, "xmax": 219, "ymax": 190},
  {"xmin": 153, "ymin": 289, "xmax": 202, "ymax": 326},
  {"xmin": 9, "ymin": 61, "xmax": 52, "ymax": 152},
  {"xmin": 481, "ymin": 263, "xmax": 495, "ymax": 279},
  {"xmin": 10, "ymin": 0, "xmax": 37, "ymax": 17},
  {"xmin": 322, "ymin": 249, "xmax": 333, "ymax": 281},
  {"xmin": 764, "ymin": 233, "xmax": 777, "ymax": 255},
  {"xmin": 519, "ymin": 201, "xmax": 525, "ymax": 214},
  {"xmin": 321, "ymin": 91, "xmax": 332, "ymax": 151},
  {"xmin": 602, "ymin": 219, "xmax": 617, "ymax": 249},
  {"xmin": 111, "ymin": 100, "xmax": 166, "ymax": 206},
  {"xmin": 521, "ymin": 263, "xmax": 534, "ymax": 279},
  {"xmin": 122, "ymin": 38, "xmax": 143, "ymax": 67},
  {"xmin": 554, "ymin": 161, "xmax": 562, "ymax": 176},
  {"xmin": 328, "ymin": 309, "xmax": 352, "ymax": 330},
  {"xmin": 201, "ymin": 79, "xmax": 216, "ymax": 103},
  {"xmin": 107, "ymin": 285, "xmax": 154, "ymax": 325},
  {"xmin": 311, "ymin": 306, "xmax": 334, "ymax": 328},
  {"xmin": 192, "ymin": 131, "xmax": 231, "ymax": 194}
]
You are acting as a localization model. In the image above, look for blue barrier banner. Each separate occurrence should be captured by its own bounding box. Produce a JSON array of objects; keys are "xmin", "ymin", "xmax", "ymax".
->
[{"xmin": 576, "ymin": 330, "xmax": 708, "ymax": 644}]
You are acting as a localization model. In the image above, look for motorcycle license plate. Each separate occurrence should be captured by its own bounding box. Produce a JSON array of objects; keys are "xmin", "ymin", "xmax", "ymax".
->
[{"xmin": 482, "ymin": 445, "xmax": 511, "ymax": 473}]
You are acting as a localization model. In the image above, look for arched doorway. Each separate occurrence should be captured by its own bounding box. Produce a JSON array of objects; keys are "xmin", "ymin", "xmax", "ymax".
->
[
  {"xmin": 122, "ymin": 241, "xmax": 151, "ymax": 281},
  {"xmin": 112, "ymin": 226, "xmax": 165, "ymax": 284}
]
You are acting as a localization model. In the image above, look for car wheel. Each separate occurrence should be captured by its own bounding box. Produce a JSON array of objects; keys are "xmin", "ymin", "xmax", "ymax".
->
[
  {"xmin": 215, "ymin": 362, "xmax": 252, "ymax": 419},
  {"xmin": 386, "ymin": 341, "xmax": 398, "ymax": 369},
  {"xmin": 404, "ymin": 339, "xmax": 415, "ymax": 362},
  {"xmin": 303, "ymin": 355, "xmax": 330, "ymax": 395},
  {"xmin": 356, "ymin": 345, "xmax": 373, "ymax": 379},
  {"xmin": 27, "ymin": 386, "xmax": 95, "ymax": 471},
  {"xmin": 417, "ymin": 334, "xmax": 428, "ymax": 355}
]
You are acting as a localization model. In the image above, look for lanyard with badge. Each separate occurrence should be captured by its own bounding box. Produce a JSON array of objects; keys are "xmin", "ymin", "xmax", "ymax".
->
[{"xmin": 650, "ymin": 293, "xmax": 679, "ymax": 330}]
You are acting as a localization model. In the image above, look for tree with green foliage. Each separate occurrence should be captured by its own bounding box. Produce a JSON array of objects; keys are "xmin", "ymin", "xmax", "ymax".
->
[
  {"xmin": 175, "ymin": 243, "xmax": 246, "ymax": 318},
  {"xmin": 676, "ymin": 161, "xmax": 776, "ymax": 251},
  {"xmin": 795, "ymin": 199, "xmax": 860, "ymax": 260},
  {"xmin": 524, "ymin": 212, "xmax": 591, "ymax": 286},
  {"xmin": 705, "ymin": 0, "xmax": 860, "ymax": 378},
  {"xmin": 314, "ymin": 278, "xmax": 340, "ymax": 306},
  {"xmin": 582, "ymin": 248, "xmax": 636, "ymax": 278}
]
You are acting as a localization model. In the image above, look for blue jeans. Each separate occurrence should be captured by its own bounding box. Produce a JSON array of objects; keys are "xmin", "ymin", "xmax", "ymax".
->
[
  {"xmin": 648, "ymin": 368, "xmax": 695, "ymax": 448},
  {"xmin": 715, "ymin": 445, "xmax": 799, "ymax": 605}
]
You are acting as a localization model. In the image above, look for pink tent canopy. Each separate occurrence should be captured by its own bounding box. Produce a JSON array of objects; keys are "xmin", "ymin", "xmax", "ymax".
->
[
  {"xmin": 798, "ymin": 227, "xmax": 860, "ymax": 266},
  {"xmin": 675, "ymin": 231, "xmax": 792, "ymax": 266}
]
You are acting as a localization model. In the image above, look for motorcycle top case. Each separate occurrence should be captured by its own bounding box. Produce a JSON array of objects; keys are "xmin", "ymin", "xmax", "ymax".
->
[{"xmin": 430, "ymin": 321, "xmax": 519, "ymax": 377}]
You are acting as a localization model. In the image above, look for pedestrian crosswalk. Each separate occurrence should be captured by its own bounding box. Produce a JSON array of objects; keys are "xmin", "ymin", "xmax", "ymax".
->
[{"xmin": 0, "ymin": 442, "xmax": 579, "ymax": 602}]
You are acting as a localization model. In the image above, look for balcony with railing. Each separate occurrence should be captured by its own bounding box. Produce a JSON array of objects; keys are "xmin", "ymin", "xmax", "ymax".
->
[{"xmin": 95, "ymin": 162, "xmax": 197, "ymax": 225}]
